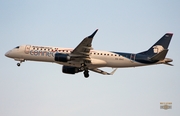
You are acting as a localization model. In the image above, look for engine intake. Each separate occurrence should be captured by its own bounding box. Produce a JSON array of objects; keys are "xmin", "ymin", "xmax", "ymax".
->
[
  {"xmin": 54, "ymin": 53, "xmax": 70, "ymax": 62},
  {"xmin": 62, "ymin": 66, "xmax": 81, "ymax": 74}
]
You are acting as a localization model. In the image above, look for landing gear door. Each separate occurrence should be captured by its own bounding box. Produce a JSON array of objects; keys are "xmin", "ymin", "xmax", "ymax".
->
[{"xmin": 24, "ymin": 45, "xmax": 31, "ymax": 54}]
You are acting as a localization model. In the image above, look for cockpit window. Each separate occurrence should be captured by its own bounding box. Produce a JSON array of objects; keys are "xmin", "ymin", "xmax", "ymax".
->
[{"xmin": 15, "ymin": 46, "xmax": 20, "ymax": 49}]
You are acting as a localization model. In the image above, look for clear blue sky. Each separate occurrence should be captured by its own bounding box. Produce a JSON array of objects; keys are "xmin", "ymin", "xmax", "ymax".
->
[{"xmin": 1, "ymin": 0, "xmax": 180, "ymax": 116}]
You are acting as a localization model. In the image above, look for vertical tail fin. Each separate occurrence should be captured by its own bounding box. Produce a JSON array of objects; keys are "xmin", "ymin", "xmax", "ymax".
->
[{"xmin": 139, "ymin": 33, "xmax": 173, "ymax": 59}]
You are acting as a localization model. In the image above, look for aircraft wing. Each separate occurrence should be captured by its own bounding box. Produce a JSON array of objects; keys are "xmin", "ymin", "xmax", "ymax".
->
[
  {"xmin": 90, "ymin": 68, "xmax": 117, "ymax": 75},
  {"xmin": 70, "ymin": 29, "xmax": 98, "ymax": 59}
]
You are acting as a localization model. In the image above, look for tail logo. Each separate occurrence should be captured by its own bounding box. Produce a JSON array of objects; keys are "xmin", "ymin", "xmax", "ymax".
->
[{"xmin": 153, "ymin": 45, "xmax": 164, "ymax": 53}]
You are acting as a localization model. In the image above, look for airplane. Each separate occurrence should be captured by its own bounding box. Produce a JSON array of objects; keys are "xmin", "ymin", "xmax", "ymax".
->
[{"xmin": 5, "ymin": 29, "xmax": 173, "ymax": 78}]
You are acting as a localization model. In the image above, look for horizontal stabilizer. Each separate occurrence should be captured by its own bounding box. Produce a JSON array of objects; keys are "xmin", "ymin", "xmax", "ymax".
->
[
  {"xmin": 165, "ymin": 63, "xmax": 174, "ymax": 66},
  {"xmin": 158, "ymin": 58, "xmax": 173, "ymax": 66},
  {"xmin": 150, "ymin": 49, "xmax": 168, "ymax": 61}
]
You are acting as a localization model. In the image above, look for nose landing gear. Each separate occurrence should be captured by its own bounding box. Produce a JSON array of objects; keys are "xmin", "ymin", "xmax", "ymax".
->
[{"xmin": 16, "ymin": 59, "xmax": 25, "ymax": 67}]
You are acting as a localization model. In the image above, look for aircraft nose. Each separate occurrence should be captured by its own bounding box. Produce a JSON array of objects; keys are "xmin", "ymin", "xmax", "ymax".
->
[
  {"xmin": 5, "ymin": 52, "xmax": 8, "ymax": 57},
  {"xmin": 5, "ymin": 51, "xmax": 10, "ymax": 57}
]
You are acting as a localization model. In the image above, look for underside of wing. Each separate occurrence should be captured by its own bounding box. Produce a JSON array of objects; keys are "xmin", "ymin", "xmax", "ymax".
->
[{"xmin": 90, "ymin": 68, "xmax": 117, "ymax": 75}]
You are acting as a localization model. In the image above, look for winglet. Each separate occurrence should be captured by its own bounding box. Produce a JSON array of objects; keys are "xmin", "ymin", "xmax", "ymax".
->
[{"xmin": 88, "ymin": 29, "xmax": 98, "ymax": 38}]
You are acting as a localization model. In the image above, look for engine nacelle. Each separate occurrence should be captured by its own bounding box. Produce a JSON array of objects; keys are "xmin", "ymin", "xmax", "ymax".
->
[
  {"xmin": 62, "ymin": 66, "xmax": 80, "ymax": 74},
  {"xmin": 54, "ymin": 53, "xmax": 70, "ymax": 62}
]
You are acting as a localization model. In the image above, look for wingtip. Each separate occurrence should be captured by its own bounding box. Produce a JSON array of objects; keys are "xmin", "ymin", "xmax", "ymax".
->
[
  {"xmin": 109, "ymin": 68, "xmax": 117, "ymax": 75},
  {"xmin": 88, "ymin": 29, "xmax": 98, "ymax": 38},
  {"xmin": 94, "ymin": 29, "xmax": 98, "ymax": 33},
  {"xmin": 166, "ymin": 32, "xmax": 173, "ymax": 35}
]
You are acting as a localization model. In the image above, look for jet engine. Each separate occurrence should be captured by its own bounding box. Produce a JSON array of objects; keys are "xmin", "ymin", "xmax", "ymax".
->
[
  {"xmin": 62, "ymin": 66, "xmax": 81, "ymax": 74},
  {"xmin": 54, "ymin": 53, "xmax": 70, "ymax": 62}
]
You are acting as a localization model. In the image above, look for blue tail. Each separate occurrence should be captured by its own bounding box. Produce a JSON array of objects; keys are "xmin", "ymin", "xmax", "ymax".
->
[{"xmin": 139, "ymin": 33, "xmax": 173, "ymax": 60}]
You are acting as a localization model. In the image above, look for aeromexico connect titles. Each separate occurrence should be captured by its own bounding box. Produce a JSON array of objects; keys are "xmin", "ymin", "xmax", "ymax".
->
[{"xmin": 5, "ymin": 29, "xmax": 173, "ymax": 78}]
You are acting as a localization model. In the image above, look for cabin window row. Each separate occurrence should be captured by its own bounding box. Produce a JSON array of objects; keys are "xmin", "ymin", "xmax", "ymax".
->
[
  {"xmin": 32, "ymin": 48, "xmax": 119, "ymax": 56},
  {"xmin": 90, "ymin": 52, "xmax": 119, "ymax": 56},
  {"xmin": 32, "ymin": 47, "xmax": 72, "ymax": 52}
]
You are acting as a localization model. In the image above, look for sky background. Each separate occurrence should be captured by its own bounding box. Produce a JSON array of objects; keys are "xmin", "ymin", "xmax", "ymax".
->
[{"xmin": 0, "ymin": 0, "xmax": 180, "ymax": 116}]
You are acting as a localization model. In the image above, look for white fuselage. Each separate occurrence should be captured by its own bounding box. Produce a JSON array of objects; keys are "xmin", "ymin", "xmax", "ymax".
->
[
  {"xmin": 5, "ymin": 45, "xmax": 146, "ymax": 68},
  {"xmin": 4, "ymin": 31, "xmax": 173, "ymax": 78}
]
